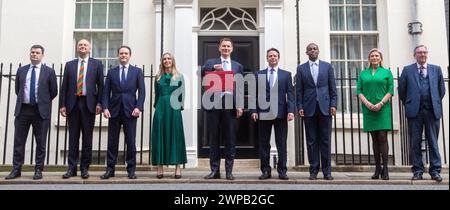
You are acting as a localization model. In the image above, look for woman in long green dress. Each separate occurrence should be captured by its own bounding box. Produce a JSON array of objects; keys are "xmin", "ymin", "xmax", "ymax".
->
[
  {"xmin": 152, "ymin": 52, "xmax": 187, "ymax": 179},
  {"xmin": 356, "ymin": 48, "xmax": 394, "ymax": 180}
]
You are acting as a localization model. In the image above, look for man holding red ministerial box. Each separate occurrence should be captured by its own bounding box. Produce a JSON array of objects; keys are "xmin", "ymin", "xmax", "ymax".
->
[{"xmin": 201, "ymin": 38, "xmax": 244, "ymax": 180}]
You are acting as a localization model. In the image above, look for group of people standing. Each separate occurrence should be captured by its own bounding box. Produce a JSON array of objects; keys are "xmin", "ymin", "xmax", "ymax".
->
[{"xmin": 3, "ymin": 38, "xmax": 445, "ymax": 183}]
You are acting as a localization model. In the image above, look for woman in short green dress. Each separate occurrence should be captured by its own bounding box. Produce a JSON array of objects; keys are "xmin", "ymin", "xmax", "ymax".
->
[
  {"xmin": 356, "ymin": 48, "xmax": 394, "ymax": 180},
  {"xmin": 152, "ymin": 52, "xmax": 187, "ymax": 179}
]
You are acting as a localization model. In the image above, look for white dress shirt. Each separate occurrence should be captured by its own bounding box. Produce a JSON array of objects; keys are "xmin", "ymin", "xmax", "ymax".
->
[
  {"xmin": 416, "ymin": 63, "xmax": 428, "ymax": 78},
  {"xmin": 309, "ymin": 60, "xmax": 319, "ymax": 85},
  {"xmin": 266, "ymin": 66, "xmax": 279, "ymax": 88},
  {"xmin": 120, "ymin": 64, "xmax": 130, "ymax": 82},
  {"xmin": 24, "ymin": 63, "xmax": 41, "ymax": 104}
]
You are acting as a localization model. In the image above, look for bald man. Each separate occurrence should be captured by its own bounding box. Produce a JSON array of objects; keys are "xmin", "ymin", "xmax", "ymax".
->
[{"xmin": 59, "ymin": 39, "xmax": 104, "ymax": 179}]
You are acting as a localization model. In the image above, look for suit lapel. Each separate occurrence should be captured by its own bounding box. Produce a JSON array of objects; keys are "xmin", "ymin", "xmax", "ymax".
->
[
  {"xmin": 317, "ymin": 61, "xmax": 326, "ymax": 86},
  {"xmin": 72, "ymin": 60, "xmax": 79, "ymax": 83},
  {"xmin": 304, "ymin": 62, "xmax": 315, "ymax": 86},
  {"xmin": 37, "ymin": 65, "xmax": 47, "ymax": 95},
  {"xmin": 427, "ymin": 64, "xmax": 434, "ymax": 88}
]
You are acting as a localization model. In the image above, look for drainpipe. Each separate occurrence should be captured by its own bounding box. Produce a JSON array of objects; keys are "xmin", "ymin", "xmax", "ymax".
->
[
  {"xmin": 409, "ymin": 0, "xmax": 423, "ymax": 47},
  {"xmin": 160, "ymin": 0, "xmax": 164, "ymax": 56},
  {"xmin": 296, "ymin": 0, "xmax": 300, "ymax": 64}
]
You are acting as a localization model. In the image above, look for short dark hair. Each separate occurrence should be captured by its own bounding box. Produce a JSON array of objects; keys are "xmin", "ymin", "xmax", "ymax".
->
[
  {"xmin": 30, "ymin": 45, "xmax": 45, "ymax": 54},
  {"xmin": 117, "ymin": 45, "xmax": 132, "ymax": 55},
  {"xmin": 219, "ymin": 37, "xmax": 234, "ymax": 46},
  {"xmin": 266, "ymin": 48, "xmax": 280, "ymax": 57},
  {"xmin": 413, "ymin": 45, "xmax": 428, "ymax": 55}
]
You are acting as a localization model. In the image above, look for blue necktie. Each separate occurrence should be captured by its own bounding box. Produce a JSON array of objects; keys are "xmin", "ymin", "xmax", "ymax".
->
[
  {"xmin": 30, "ymin": 65, "xmax": 36, "ymax": 105},
  {"xmin": 269, "ymin": 68, "xmax": 275, "ymax": 88},
  {"xmin": 223, "ymin": 60, "xmax": 228, "ymax": 71},
  {"xmin": 121, "ymin": 66, "xmax": 126, "ymax": 88}
]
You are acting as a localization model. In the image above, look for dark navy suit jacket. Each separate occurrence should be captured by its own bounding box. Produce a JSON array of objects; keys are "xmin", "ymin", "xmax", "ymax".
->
[
  {"xmin": 250, "ymin": 68, "xmax": 295, "ymax": 119},
  {"xmin": 102, "ymin": 65, "xmax": 145, "ymax": 118},
  {"xmin": 296, "ymin": 60, "xmax": 337, "ymax": 117},
  {"xmin": 14, "ymin": 64, "xmax": 58, "ymax": 119},
  {"xmin": 398, "ymin": 63, "xmax": 445, "ymax": 119},
  {"xmin": 59, "ymin": 58, "xmax": 104, "ymax": 114}
]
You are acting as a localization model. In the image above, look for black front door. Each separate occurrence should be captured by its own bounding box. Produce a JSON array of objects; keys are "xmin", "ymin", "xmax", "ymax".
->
[{"xmin": 198, "ymin": 36, "xmax": 259, "ymax": 158}]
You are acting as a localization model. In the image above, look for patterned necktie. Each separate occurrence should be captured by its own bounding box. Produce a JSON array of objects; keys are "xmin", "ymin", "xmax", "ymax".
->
[
  {"xmin": 269, "ymin": 68, "xmax": 275, "ymax": 88},
  {"xmin": 77, "ymin": 60, "xmax": 85, "ymax": 96},
  {"xmin": 419, "ymin": 65, "xmax": 425, "ymax": 78},
  {"xmin": 30, "ymin": 65, "xmax": 36, "ymax": 105}
]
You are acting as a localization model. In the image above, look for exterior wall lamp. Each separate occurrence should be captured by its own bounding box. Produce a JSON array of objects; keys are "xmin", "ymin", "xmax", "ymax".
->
[{"xmin": 408, "ymin": 21, "xmax": 423, "ymax": 34}]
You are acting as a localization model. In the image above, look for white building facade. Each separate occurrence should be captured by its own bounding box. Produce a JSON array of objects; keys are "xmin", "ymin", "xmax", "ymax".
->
[{"xmin": 0, "ymin": 0, "xmax": 448, "ymax": 168}]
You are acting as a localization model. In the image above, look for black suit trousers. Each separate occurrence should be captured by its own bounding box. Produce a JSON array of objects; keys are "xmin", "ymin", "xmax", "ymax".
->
[
  {"xmin": 67, "ymin": 96, "xmax": 96, "ymax": 171},
  {"xmin": 13, "ymin": 104, "xmax": 49, "ymax": 171},
  {"xmin": 106, "ymin": 108, "xmax": 137, "ymax": 173},
  {"xmin": 258, "ymin": 119, "xmax": 288, "ymax": 175}
]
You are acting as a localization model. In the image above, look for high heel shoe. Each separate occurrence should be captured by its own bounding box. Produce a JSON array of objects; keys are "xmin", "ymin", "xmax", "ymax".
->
[
  {"xmin": 156, "ymin": 174, "xmax": 164, "ymax": 179},
  {"xmin": 371, "ymin": 166, "xmax": 381, "ymax": 179},
  {"xmin": 174, "ymin": 174, "xmax": 182, "ymax": 179}
]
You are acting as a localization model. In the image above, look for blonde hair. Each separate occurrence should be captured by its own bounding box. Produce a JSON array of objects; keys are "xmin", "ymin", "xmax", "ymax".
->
[
  {"xmin": 156, "ymin": 52, "xmax": 179, "ymax": 82},
  {"xmin": 366, "ymin": 48, "xmax": 384, "ymax": 68}
]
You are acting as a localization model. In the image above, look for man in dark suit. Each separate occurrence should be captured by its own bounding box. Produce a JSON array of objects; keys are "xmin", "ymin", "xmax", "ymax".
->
[
  {"xmin": 250, "ymin": 48, "xmax": 295, "ymax": 180},
  {"xmin": 101, "ymin": 46, "xmax": 145, "ymax": 179},
  {"xmin": 60, "ymin": 39, "xmax": 104, "ymax": 179},
  {"xmin": 296, "ymin": 43, "xmax": 337, "ymax": 180},
  {"xmin": 5, "ymin": 45, "xmax": 58, "ymax": 180},
  {"xmin": 398, "ymin": 45, "xmax": 445, "ymax": 182},
  {"xmin": 201, "ymin": 38, "xmax": 244, "ymax": 180}
]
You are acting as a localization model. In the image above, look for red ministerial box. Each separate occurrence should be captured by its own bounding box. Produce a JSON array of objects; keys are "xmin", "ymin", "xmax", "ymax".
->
[{"xmin": 204, "ymin": 71, "xmax": 235, "ymax": 92}]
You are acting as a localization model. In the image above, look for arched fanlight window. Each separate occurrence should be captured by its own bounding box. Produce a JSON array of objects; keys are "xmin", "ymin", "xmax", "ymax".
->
[{"xmin": 200, "ymin": 7, "xmax": 257, "ymax": 31}]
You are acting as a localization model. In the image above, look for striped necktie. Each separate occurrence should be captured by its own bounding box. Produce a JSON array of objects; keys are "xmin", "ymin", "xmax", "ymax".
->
[{"xmin": 77, "ymin": 60, "xmax": 85, "ymax": 96}]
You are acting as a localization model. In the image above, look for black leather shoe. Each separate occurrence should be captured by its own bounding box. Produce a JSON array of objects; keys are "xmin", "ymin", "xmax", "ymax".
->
[
  {"xmin": 278, "ymin": 174, "xmax": 289, "ymax": 180},
  {"xmin": 174, "ymin": 174, "xmax": 182, "ymax": 179},
  {"xmin": 431, "ymin": 174, "xmax": 443, "ymax": 182},
  {"xmin": 156, "ymin": 174, "xmax": 164, "ymax": 179},
  {"xmin": 62, "ymin": 169, "xmax": 77, "ymax": 179},
  {"xmin": 5, "ymin": 169, "xmax": 21, "ymax": 180},
  {"xmin": 33, "ymin": 169, "xmax": 43, "ymax": 180},
  {"xmin": 226, "ymin": 172, "xmax": 235, "ymax": 180},
  {"xmin": 309, "ymin": 173, "xmax": 317, "ymax": 180},
  {"xmin": 81, "ymin": 170, "xmax": 90, "ymax": 179},
  {"xmin": 411, "ymin": 173, "xmax": 423, "ymax": 180},
  {"xmin": 204, "ymin": 172, "xmax": 220, "ymax": 179},
  {"xmin": 128, "ymin": 172, "xmax": 137, "ymax": 179},
  {"xmin": 259, "ymin": 171, "xmax": 271, "ymax": 180},
  {"xmin": 381, "ymin": 167, "xmax": 389, "ymax": 180},
  {"xmin": 100, "ymin": 169, "xmax": 115, "ymax": 179},
  {"xmin": 324, "ymin": 175, "xmax": 334, "ymax": 180}
]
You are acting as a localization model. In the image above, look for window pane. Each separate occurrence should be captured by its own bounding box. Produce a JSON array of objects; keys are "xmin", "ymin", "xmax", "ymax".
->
[
  {"xmin": 331, "ymin": 35, "xmax": 346, "ymax": 59},
  {"xmin": 346, "ymin": 0, "xmax": 360, "ymax": 4},
  {"xmin": 362, "ymin": 6, "xmax": 377, "ymax": 30},
  {"xmin": 330, "ymin": 6, "xmax": 344, "ymax": 31},
  {"xmin": 76, "ymin": 0, "xmax": 90, "ymax": 2},
  {"xmin": 332, "ymin": 61, "xmax": 346, "ymax": 86},
  {"xmin": 346, "ymin": 35, "xmax": 361, "ymax": 59},
  {"xmin": 362, "ymin": 35, "xmax": 378, "ymax": 57},
  {"xmin": 346, "ymin": 6, "xmax": 361, "ymax": 30},
  {"xmin": 330, "ymin": 0, "xmax": 344, "ymax": 4},
  {"xmin": 92, "ymin": 3, "xmax": 107, "ymax": 29},
  {"xmin": 107, "ymin": 59, "xmax": 119, "ymax": 70},
  {"xmin": 75, "ymin": 4, "xmax": 90, "ymax": 28},
  {"xmin": 108, "ymin": 3, "xmax": 123, "ymax": 28},
  {"xmin": 362, "ymin": 0, "xmax": 376, "ymax": 4},
  {"xmin": 108, "ymin": 32, "xmax": 123, "ymax": 57},
  {"xmin": 348, "ymin": 61, "xmax": 363, "ymax": 86},
  {"xmin": 92, "ymin": 33, "xmax": 107, "ymax": 57}
]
